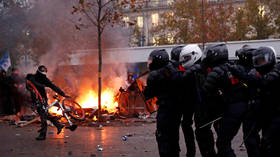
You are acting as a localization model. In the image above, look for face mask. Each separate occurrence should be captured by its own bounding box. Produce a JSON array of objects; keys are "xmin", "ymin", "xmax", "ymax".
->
[{"xmin": 38, "ymin": 70, "xmax": 47, "ymax": 75}]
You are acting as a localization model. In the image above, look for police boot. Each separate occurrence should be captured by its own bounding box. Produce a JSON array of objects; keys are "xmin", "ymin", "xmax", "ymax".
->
[
  {"xmin": 56, "ymin": 124, "xmax": 64, "ymax": 135},
  {"xmin": 36, "ymin": 132, "xmax": 46, "ymax": 141}
]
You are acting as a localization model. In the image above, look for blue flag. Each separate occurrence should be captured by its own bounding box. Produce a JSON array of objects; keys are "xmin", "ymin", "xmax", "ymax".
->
[{"xmin": 0, "ymin": 52, "xmax": 11, "ymax": 72}]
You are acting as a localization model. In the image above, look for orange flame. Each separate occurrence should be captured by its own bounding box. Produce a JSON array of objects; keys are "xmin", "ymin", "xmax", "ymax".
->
[
  {"xmin": 93, "ymin": 115, "xmax": 97, "ymax": 121},
  {"xmin": 76, "ymin": 89, "xmax": 118, "ymax": 113},
  {"xmin": 48, "ymin": 106, "xmax": 63, "ymax": 116},
  {"xmin": 48, "ymin": 89, "xmax": 119, "ymax": 116}
]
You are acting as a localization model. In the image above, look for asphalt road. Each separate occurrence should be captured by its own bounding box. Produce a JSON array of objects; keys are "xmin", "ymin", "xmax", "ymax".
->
[{"xmin": 0, "ymin": 122, "xmax": 248, "ymax": 157}]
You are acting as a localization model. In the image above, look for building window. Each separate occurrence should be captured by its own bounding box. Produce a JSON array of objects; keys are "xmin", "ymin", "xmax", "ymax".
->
[
  {"xmin": 152, "ymin": 13, "xmax": 159, "ymax": 26},
  {"xmin": 123, "ymin": 16, "xmax": 130, "ymax": 27},
  {"xmin": 258, "ymin": 5, "xmax": 265, "ymax": 17},
  {"xmin": 137, "ymin": 16, "xmax": 143, "ymax": 28},
  {"xmin": 167, "ymin": 0, "xmax": 174, "ymax": 5}
]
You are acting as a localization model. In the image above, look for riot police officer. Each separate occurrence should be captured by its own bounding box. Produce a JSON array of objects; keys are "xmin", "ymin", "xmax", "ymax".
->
[
  {"xmin": 231, "ymin": 46, "xmax": 280, "ymax": 157},
  {"xmin": 235, "ymin": 46, "xmax": 261, "ymax": 157},
  {"xmin": 178, "ymin": 44, "xmax": 203, "ymax": 157},
  {"xmin": 143, "ymin": 49, "xmax": 182, "ymax": 157},
  {"xmin": 201, "ymin": 44, "xmax": 249, "ymax": 157},
  {"xmin": 170, "ymin": 46, "xmax": 184, "ymax": 64}
]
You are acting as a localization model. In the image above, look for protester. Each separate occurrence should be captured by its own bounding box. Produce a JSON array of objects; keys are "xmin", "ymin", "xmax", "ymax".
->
[
  {"xmin": 26, "ymin": 65, "xmax": 70, "ymax": 140},
  {"xmin": 9, "ymin": 68, "xmax": 25, "ymax": 116}
]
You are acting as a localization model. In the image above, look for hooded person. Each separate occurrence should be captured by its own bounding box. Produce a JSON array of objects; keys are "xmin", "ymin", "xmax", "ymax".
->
[
  {"xmin": 26, "ymin": 65, "xmax": 70, "ymax": 140},
  {"xmin": 143, "ymin": 49, "xmax": 182, "ymax": 157}
]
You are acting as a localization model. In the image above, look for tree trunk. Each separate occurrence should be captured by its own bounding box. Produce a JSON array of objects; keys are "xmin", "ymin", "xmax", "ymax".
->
[
  {"xmin": 97, "ymin": 0, "xmax": 102, "ymax": 122},
  {"xmin": 201, "ymin": 0, "xmax": 205, "ymax": 50}
]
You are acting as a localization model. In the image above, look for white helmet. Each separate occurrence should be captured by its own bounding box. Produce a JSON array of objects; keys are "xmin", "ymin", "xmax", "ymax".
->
[{"xmin": 179, "ymin": 44, "xmax": 202, "ymax": 68}]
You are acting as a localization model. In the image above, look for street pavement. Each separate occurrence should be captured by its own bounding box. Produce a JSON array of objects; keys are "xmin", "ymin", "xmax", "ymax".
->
[{"xmin": 0, "ymin": 122, "xmax": 248, "ymax": 157}]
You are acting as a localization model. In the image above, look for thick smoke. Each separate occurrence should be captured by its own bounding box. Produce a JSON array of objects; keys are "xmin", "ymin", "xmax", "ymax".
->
[{"xmin": 22, "ymin": 0, "xmax": 132, "ymax": 97}]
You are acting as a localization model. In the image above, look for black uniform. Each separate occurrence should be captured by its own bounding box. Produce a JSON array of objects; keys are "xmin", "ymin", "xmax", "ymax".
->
[
  {"xmin": 171, "ymin": 46, "xmax": 196, "ymax": 157},
  {"xmin": 231, "ymin": 47, "xmax": 280, "ymax": 157},
  {"xmin": 201, "ymin": 44, "xmax": 249, "ymax": 157},
  {"xmin": 0, "ymin": 70, "xmax": 10, "ymax": 115},
  {"xmin": 258, "ymin": 65, "xmax": 280, "ymax": 157},
  {"xmin": 192, "ymin": 64, "xmax": 222, "ymax": 157},
  {"xmin": 180, "ymin": 67, "xmax": 196, "ymax": 157},
  {"xmin": 234, "ymin": 47, "xmax": 261, "ymax": 157},
  {"xmin": 10, "ymin": 72, "xmax": 25, "ymax": 114},
  {"xmin": 203, "ymin": 63, "xmax": 249, "ymax": 157},
  {"xmin": 143, "ymin": 49, "xmax": 182, "ymax": 157},
  {"xmin": 26, "ymin": 70, "xmax": 66, "ymax": 138}
]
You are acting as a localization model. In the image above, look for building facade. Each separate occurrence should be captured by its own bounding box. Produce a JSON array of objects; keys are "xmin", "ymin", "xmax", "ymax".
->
[{"xmin": 122, "ymin": 0, "xmax": 247, "ymax": 47}]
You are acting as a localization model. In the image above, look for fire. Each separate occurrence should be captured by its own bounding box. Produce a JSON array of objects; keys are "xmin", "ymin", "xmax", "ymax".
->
[
  {"xmin": 48, "ymin": 88, "xmax": 119, "ymax": 117},
  {"xmin": 93, "ymin": 116, "xmax": 97, "ymax": 121},
  {"xmin": 49, "ymin": 106, "xmax": 63, "ymax": 116},
  {"xmin": 76, "ymin": 89, "xmax": 119, "ymax": 113}
]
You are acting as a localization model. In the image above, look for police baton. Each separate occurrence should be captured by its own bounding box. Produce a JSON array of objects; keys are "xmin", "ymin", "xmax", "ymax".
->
[{"xmin": 199, "ymin": 117, "xmax": 222, "ymax": 129}]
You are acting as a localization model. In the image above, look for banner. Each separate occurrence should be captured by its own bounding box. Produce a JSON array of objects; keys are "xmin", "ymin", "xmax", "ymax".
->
[{"xmin": 0, "ymin": 52, "xmax": 11, "ymax": 72}]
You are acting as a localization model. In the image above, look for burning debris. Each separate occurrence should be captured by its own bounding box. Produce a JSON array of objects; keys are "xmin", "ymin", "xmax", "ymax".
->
[{"xmin": 44, "ymin": 66, "xmax": 158, "ymax": 124}]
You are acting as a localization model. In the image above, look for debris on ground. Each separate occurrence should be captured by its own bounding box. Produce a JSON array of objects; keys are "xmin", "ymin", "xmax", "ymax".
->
[
  {"xmin": 0, "ymin": 115, "xmax": 21, "ymax": 123},
  {"xmin": 97, "ymin": 145, "xmax": 103, "ymax": 151},
  {"xmin": 96, "ymin": 124, "xmax": 103, "ymax": 130},
  {"xmin": 15, "ymin": 121, "xmax": 27, "ymax": 126},
  {"xmin": 125, "ymin": 133, "xmax": 134, "ymax": 137},
  {"xmin": 17, "ymin": 117, "xmax": 40, "ymax": 127},
  {"xmin": 122, "ymin": 135, "xmax": 128, "ymax": 141}
]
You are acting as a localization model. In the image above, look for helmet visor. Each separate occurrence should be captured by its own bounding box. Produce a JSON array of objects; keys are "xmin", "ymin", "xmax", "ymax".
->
[
  {"xmin": 181, "ymin": 55, "xmax": 192, "ymax": 64},
  {"xmin": 253, "ymin": 53, "xmax": 269, "ymax": 67}
]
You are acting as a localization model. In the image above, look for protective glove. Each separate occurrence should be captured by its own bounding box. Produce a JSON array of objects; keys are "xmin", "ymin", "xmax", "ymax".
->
[
  {"xmin": 227, "ymin": 64, "xmax": 244, "ymax": 77},
  {"xmin": 183, "ymin": 64, "xmax": 201, "ymax": 79},
  {"xmin": 119, "ymin": 87, "xmax": 125, "ymax": 92}
]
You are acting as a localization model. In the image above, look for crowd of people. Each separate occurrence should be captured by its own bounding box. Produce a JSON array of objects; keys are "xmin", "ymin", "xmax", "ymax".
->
[
  {"xmin": 0, "ymin": 68, "xmax": 26, "ymax": 117},
  {"xmin": 143, "ymin": 44, "xmax": 280, "ymax": 157},
  {"xmin": 1, "ymin": 43, "xmax": 280, "ymax": 155}
]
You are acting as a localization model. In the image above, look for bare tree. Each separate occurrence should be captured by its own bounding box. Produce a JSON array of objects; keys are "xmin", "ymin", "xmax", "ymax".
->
[{"xmin": 72, "ymin": 0, "xmax": 134, "ymax": 121}]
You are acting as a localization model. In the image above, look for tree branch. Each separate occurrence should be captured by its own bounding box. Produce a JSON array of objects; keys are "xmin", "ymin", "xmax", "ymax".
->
[
  {"xmin": 101, "ymin": 0, "xmax": 115, "ymax": 9},
  {"xmin": 87, "ymin": 6, "xmax": 98, "ymax": 21},
  {"xmin": 82, "ymin": 9, "xmax": 98, "ymax": 27}
]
